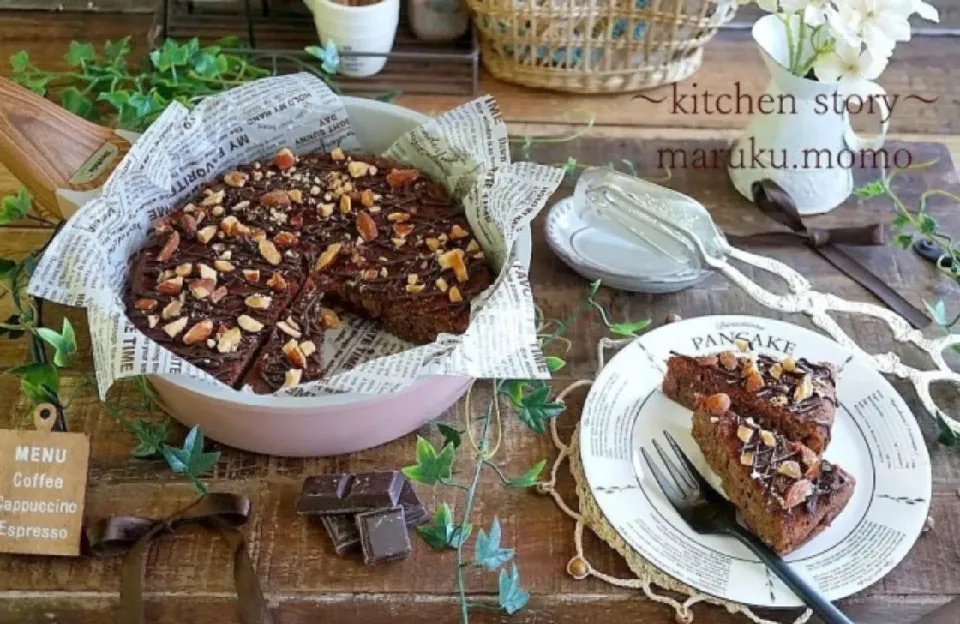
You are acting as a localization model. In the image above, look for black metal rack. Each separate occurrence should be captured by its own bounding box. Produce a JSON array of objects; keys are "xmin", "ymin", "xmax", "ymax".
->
[{"xmin": 154, "ymin": 0, "xmax": 480, "ymax": 96}]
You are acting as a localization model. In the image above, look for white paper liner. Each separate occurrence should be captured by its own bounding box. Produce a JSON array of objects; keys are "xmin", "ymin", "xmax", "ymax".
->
[{"xmin": 28, "ymin": 74, "xmax": 563, "ymax": 398}]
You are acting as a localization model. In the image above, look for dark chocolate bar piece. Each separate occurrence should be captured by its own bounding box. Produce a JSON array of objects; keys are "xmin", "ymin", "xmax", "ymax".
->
[
  {"xmin": 297, "ymin": 471, "xmax": 404, "ymax": 515},
  {"xmin": 319, "ymin": 515, "xmax": 360, "ymax": 556},
  {"xmin": 399, "ymin": 480, "xmax": 427, "ymax": 527},
  {"xmin": 356, "ymin": 505, "xmax": 411, "ymax": 565}
]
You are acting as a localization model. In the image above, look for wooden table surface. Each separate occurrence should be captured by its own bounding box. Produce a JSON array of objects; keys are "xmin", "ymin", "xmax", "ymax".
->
[{"xmin": 1, "ymin": 10, "xmax": 959, "ymax": 624}]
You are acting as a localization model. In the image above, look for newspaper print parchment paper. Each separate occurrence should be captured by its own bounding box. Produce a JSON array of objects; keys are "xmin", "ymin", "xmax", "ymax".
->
[{"xmin": 28, "ymin": 74, "xmax": 564, "ymax": 398}]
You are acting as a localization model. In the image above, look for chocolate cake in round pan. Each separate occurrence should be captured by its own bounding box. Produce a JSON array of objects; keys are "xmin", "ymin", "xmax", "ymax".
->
[{"xmin": 124, "ymin": 147, "xmax": 493, "ymax": 393}]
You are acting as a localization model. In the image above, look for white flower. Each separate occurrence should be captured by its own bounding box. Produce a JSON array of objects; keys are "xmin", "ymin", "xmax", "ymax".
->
[
  {"xmin": 911, "ymin": 0, "xmax": 940, "ymax": 22},
  {"xmin": 839, "ymin": 0, "xmax": 913, "ymax": 57},
  {"xmin": 813, "ymin": 41, "xmax": 889, "ymax": 83}
]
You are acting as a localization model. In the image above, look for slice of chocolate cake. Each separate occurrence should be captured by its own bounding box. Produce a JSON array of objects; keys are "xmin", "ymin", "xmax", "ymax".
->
[
  {"xmin": 692, "ymin": 394, "xmax": 855, "ymax": 555},
  {"xmin": 242, "ymin": 279, "xmax": 335, "ymax": 393},
  {"xmin": 663, "ymin": 346, "xmax": 837, "ymax": 454},
  {"xmin": 124, "ymin": 146, "xmax": 494, "ymax": 392}
]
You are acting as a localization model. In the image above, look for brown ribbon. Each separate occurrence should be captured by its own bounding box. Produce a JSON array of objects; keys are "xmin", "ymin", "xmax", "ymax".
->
[
  {"xmin": 728, "ymin": 180, "xmax": 930, "ymax": 330},
  {"xmin": 86, "ymin": 493, "xmax": 272, "ymax": 624}
]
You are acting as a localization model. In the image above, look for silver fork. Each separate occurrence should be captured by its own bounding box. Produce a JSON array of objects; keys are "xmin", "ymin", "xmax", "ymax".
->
[{"xmin": 642, "ymin": 431, "xmax": 854, "ymax": 624}]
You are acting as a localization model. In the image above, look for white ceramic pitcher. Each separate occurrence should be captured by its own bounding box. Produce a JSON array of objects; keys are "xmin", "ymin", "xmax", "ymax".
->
[{"xmin": 729, "ymin": 15, "xmax": 891, "ymax": 215}]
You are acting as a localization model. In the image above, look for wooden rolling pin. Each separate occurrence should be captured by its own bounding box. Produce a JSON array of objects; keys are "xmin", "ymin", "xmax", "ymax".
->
[{"xmin": 0, "ymin": 76, "xmax": 131, "ymax": 219}]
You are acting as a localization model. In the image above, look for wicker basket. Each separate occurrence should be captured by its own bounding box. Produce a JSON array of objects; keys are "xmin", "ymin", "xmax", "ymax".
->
[{"xmin": 466, "ymin": 0, "xmax": 737, "ymax": 93}]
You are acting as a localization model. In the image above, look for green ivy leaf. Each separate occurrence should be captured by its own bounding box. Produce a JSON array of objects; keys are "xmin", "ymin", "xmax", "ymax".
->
[
  {"xmin": 891, "ymin": 213, "xmax": 910, "ymax": 230},
  {"xmin": 161, "ymin": 426, "xmax": 220, "ymax": 494},
  {"xmin": 9, "ymin": 362, "xmax": 59, "ymax": 404},
  {"xmin": 508, "ymin": 459, "xmax": 546, "ymax": 488},
  {"xmin": 498, "ymin": 564, "xmax": 530, "ymax": 615},
  {"xmin": 545, "ymin": 356, "xmax": 566, "ymax": 373},
  {"xmin": 192, "ymin": 53, "xmax": 220, "ymax": 79},
  {"xmin": 59, "ymin": 87, "xmax": 95, "ymax": 120},
  {"xmin": 102, "ymin": 37, "xmax": 132, "ymax": 65},
  {"xmin": 608, "ymin": 319, "xmax": 651, "ymax": 337},
  {"xmin": 563, "ymin": 156, "xmax": 578, "ymax": 176},
  {"xmin": 925, "ymin": 300, "xmax": 948, "ymax": 326},
  {"xmin": 436, "ymin": 423, "xmax": 462, "ymax": 450},
  {"xmin": 896, "ymin": 234, "xmax": 914, "ymax": 250},
  {"xmin": 65, "ymin": 41, "xmax": 95, "ymax": 67},
  {"xmin": 853, "ymin": 179, "xmax": 887, "ymax": 200},
  {"xmin": 0, "ymin": 187, "xmax": 31, "ymax": 225},
  {"xmin": 402, "ymin": 436, "xmax": 455, "ymax": 484},
  {"xmin": 129, "ymin": 419, "xmax": 171, "ymax": 458},
  {"xmin": 515, "ymin": 385, "xmax": 564, "ymax": 434},
  {"xmin": 919, "ymin": 214, "xmax": 938, "ymax": 235},
  {"xmin": 474, "ymin": 517, "xmax": 514, "ymax": 571},
  {"xmin": 15, "ymin": 74, "xmax": 50, "ymax": 96},
  {"xmin": 9, "ymin": 50, "xmax": 29, "ymax": 72},
  {"xmin": 0, "ymin": 258, "xmax": 17, "ymax": 284},
  {"xmin": 36, "ymin": 318, "xmax": 77, "ymax": 367},
  {"xmin": 416, "ymin": 503, "xmax": 471, "ymax": 551}
]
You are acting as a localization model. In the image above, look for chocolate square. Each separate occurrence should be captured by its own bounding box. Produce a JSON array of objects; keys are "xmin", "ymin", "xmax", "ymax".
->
[
  {"xmin": 348, "ymin": 471, "xmax": 405, "ymax": 509},
  {"xmin": 399, "ymin": 480, "xmax": 427, "ymax": 527},
  {"xmin": 296, "ymin": 474, "xmax": 351, "ymax": 513},
  {"xmin": 318, "ymin": 514, "xmax": 360, "ymax": 556},
  {"xmin": 356, "ymin": 505, "xmax": 411, "ymax": 565}
]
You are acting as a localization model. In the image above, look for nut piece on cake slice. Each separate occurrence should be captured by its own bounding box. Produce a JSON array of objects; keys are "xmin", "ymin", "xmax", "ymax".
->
[
  {"xmin": 662, "ymin": 349, "xmax": 838, "ymax": 454},
  {"xmin": 691, "ymin": 393, "xmax": 856, "ymax": 556},
  {"xmin": 242, "ymin": 279, "xmax": 331, "ymax": 394}
]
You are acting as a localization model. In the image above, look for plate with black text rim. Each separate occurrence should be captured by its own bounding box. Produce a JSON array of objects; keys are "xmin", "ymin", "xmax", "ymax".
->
[{"xmin": 579, "ymin": 315, "xmax": 931, "ymax": 608}]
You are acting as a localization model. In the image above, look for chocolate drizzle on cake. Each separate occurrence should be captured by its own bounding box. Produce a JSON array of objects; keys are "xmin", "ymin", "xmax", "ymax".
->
[{"xmin": 123, "ymin": 147, "xmax": 494, "ymax": 392}]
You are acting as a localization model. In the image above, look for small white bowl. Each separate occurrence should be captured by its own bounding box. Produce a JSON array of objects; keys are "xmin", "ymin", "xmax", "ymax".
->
[
  {"xmin": 151, "ymin": 96, "xmax": 533, "ymax": 457},
  {"xmin": 306, "ymin": 0, "xmax": 400, "ymax": 77}
]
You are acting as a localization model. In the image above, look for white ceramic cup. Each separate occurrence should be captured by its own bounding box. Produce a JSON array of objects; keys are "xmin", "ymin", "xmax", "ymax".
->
[{"xmin": 305, "ymin": 0, "xmax": 400, "ymax": 78}]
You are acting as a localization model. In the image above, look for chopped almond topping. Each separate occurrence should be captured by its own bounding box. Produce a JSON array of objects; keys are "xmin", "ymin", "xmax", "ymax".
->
[
  {"xmin": 310, "ymin": 186, "xmax": 322, "ymax": 196},
  {"xmin": 183, "ymin": 319, "xmax": 214, "ymax": 345},
  {"xmin": 147, "ymin": 315, "xmax": 159, "ymax": 328},
  {"xmin": 243, "ymin": 269, "xmax": 260, "ymax": 283},
  {"xmin": 315, "ymin": 243, "xmax": 343, "ymax": 271},
  {"xmin": 219, "ymin": 215, "xmax": 240, "ymax": 235},
  {"xmin": 198, "ymin": 264, "xmax": 218, "ymax": 282},
  {"xmin": 407, "ymin": 274, "xmax": 419, "ymax": 285},
  {"xmin": 718, "ymin": 351, "xmax": 737, "ymax": 370},
  {"xmin": 318, "ymin": 203, "xmax": 334, "ymax": 218},
  {"xmin": 760, "ymin": 430, "xmax": 777, "ymax": 447},
  {"xmin": 245, "ymin": 294, "xmax": 273, "ymax": 310},
  {"xmin": 740, "ymin": 452, "xmax": 755, "ymax": 466},
  {"xmin": 319, "ymin": 308, "xmax": 341, "ymax": 329},
  {"xmin": 348, "ymin": 161, "xmax": 371, "ymax": 178},
  {"xmin": 330, "ymin": 147, "xmax": 346, "ymax": 160},
  {"xmin": 362, "ymin": 269, "xmax": 379, "ymax": 281},
  {"xmin": 197, "ymin": 225, "xmax": 218, "ymax": 244},
  {"xmin": 387, "ymin": 212, "xmax": 410, "ymax": 222},
  {"xmin": 702, "ymin": 393, "xmax": 731, "ymax": 415},
  {"xmin": 737, "ymin": 426, "xmax": 754, "ymax": 443},
  {"xmin": 357, "ymin": 212, "xmax": 378, "ymax": 241},
  {"xmin": 210, "ymin": 286, "xmax": 228, "ymax": 304},
  {"xmin": 777, "ymin": 461, "xmax": 802, "ymax": 480},
  {"xmin": 259, "ymin": 239, "xmax": 283, "ymax": 266},
  {"xmin": 393, "ymin": 223, "xmax": 414, "ymax": 238},
  {"xmin": 745, "ymin": 372, "xmax": 765, "ymax": 393},
  {"xmin": 161, "ymin": 299, "xmax": 183, "ymax": 320},
  {"xmin": 163, "ymin": 316, "xmax": 189, "ymax": 338},
  {"xmin": 392, "ymin": 237, "xmax": 406, "ymax": 248},
  {"xmin": 282, "ymin": 368, "xmax": 303, "ymax": 389},
  {"xmin": 287, "ymin": 189, "xmax": 303, "ymax": 204},
  {"xmin": 224, "ymin": 171, "xmax": 248, "ymax": 188},
  {"xmin": 360, "ymin": 189, "xmax": 376, "ymax": 208},
  {"xmin": 201, "ymin": 189, "xmax": 225, "ymax": 207},
  {"xmin": 735, "ymin": 338, "xmax": 751, "ymax": 352},
  {"xmin": 274, "ymin": 148, "xmax": 297, "ymax": 170},
  {"xmin": 769, "ymin": 363, "xmax": 783, "ymax": 380},
  {"xmin": 274, "ymin": 231, "xmax": 297, "ymax": 247},
  {"xmin": 175, "ymin": 262, "xmax": 194, "ymax": 277},
  {"xmin": 406, "ymin": 284, "xmax": 425, "ymax": 293},
  {"xmin": 782, "ymin": 356, "xmax": 797, "ymax": 372},
  {"xmin": 300, "ymin": 341, "xmax": 316, "ymax": 358},
  {"xmin": 425, "ymin": 237, "xmax": 441, "ymax": 251},
  {"xmin": 438, "ymin": 249, "xmax": 469, "ymax": 283},
  {"xmin": 783, "ymin": 480, "xmax": 813, "ymax": 508},
  {"xmin": 466, "ymin": 239, "xmax": 481, "ymax": 253},
  {"xmin": 217, "ymin": 327, "xmax": 242, "ymax": 353},
  {"xmin": 794, "ymin": 374, "xmax": 813, "ymax": 403},
  {"xmin": 261, "ymin": 189, "xmax": 291, "ymax": 208},
  {"xmin": 449, "ymin": 224, "xmax": 469, "ymax": 239},
  {"xmin": 189, "ymin": 278, "xmax": 216, "ymax": 299},
  {"xmin": 277, "ymin": 320, "xmax": 302, "ymax": 339},
  {"xmin": 386, "ymin": 168, "xmax": 419, "ymax": 189},
  {"xmin": 448, "ymin": 286, "xmax": 463, "ymax": 303},
  {"xmin": 282, "ymin": 339, "xmax": 307, "ymax": 368},
  {"xmin": 238, "ymin": 315, "xmax": 264, "ymax": 333},
  {"xmin": 135, "ymin": 298, "xmax": 158, "ymax": 311},
  {"xmin": 435, "ymin": 278, "xmax": 449, "ymax": 292},
  {"xmin": 157, "ymin": 231, "xmax": 180, "ymax": 262},
  {"xmin": 157, "ymin": 276, "xmax": 184, "ymax": 295},
  {"xmin": 213, "ymin": 260, "xmax": 235, "ymax": 273},
  {"xmin": 266, "ymin": 272, "xmax": 288, "ymax": 292},
  {"xmin": 339, "ymin": 195, "xmax": 352, "ymax": 214}
]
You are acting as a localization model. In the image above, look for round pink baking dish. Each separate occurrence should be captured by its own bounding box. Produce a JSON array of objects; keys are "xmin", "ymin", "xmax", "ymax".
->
[{"xmin": 150, "ymin": 96, "xmax": 533, "ymax": 457}]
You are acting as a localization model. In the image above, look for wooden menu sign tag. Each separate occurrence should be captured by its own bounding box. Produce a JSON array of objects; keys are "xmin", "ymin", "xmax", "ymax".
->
[{"xmin": 0, "ymin": 403, "xmax": 90, "ymax": 556}]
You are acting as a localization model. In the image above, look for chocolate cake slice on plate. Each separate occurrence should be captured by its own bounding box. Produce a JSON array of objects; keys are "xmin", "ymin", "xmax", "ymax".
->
[
  {"xmin": 692, "ymin": 394, "xmax": 855, "ymax": 555},
  {"xmin": 663, "ymin": 344, "xmax": 838, "ymax": 454}
]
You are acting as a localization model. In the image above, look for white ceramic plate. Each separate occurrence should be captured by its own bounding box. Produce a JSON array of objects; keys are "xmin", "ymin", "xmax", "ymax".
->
[
  {"xmin": 544, "ymin": 196, "xmax": 713, "ymax": 293},
  {"xmin": 580, "ymin": 315, "xmax": 931, "ymax": 608}
]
